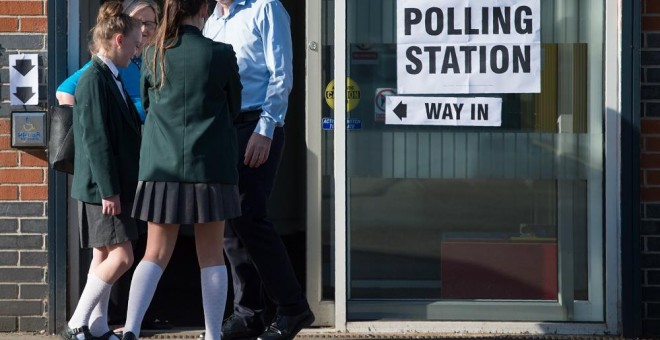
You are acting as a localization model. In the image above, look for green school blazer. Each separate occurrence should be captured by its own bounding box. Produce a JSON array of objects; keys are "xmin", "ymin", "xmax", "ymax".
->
[
  {"xmin": 139, "ymin": 25, "xmax": 242, "ymax": 183},
  {"xmin": 71, "ymin": 56, "xmax": 142, "ymax": 204}
]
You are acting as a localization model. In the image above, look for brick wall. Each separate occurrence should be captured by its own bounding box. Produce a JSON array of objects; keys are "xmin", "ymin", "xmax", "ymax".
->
[
  {"xmin": 0, "ymin": 0, "xmax": 50, "ymax": 333},
  {"xmin": 641, "ymin": 0, "xmax": 660, "ymax": 336}
]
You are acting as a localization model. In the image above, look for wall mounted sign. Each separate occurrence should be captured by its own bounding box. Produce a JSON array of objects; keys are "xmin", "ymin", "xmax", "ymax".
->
[
  {"xmin": 385, "ymin": 96, "xmax": 502, "ymax": 126},
  {"xmin": 9, "ymin": 54, "xmax": 39, "ymax": 105},
  {"xmin": 397, "ymin": 0, "xmax": 540, "ymax": 94},
  {"xmin": 11, "ymin": 111, "xmax": 47, "ymax": 148}
]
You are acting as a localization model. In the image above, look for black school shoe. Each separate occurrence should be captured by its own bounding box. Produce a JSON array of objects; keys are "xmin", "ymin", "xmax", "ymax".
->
[
  {"xmin": 60, "ymin": 325, "xmax": 93, "ymax": 340},
  {"xmin": 121, "ymin": 331, "xmax": 138, "ymax": 340},
  {"xmin": 91, "ymin": 330, "xmax": 122, "ymax": 340},
  {"xmin": 222, "ymin": 314, "xmax": 265, "ymax": 339},
  {"xmin": 257, "ymin": 309, "xmax": 315, "ymax": 340}
]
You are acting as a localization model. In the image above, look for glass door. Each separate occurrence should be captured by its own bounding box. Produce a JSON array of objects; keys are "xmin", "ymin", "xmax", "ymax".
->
[
  {"xmin": 306, "ymin": 0, "xmax": 611, "ymax": 326},
  {"xmin": 340, "ymin": 0, "xmax": 604, "ymax": 322}
]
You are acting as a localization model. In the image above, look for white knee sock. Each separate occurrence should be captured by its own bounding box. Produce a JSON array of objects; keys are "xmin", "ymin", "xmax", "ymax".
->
[
  {"xmin": 68, "ymin": 273, "xmax": 112, "ymax": 339},
  {"xmin": 88, "ymin": 275, "xmax": 119, "ymax": 339},
  {"xmin": 201, "ymin": 265, "xmax": 228, "ymax": 340},
  {"xmin": 124, "ymin": 261, "xmax": 163, "ymax": 337}
]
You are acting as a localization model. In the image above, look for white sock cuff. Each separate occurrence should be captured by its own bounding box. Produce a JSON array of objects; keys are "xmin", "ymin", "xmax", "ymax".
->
[
  {"xmin": 88, "ymin": 271, "xmax": 112, "ymax": 288},
  {"xmin": 140, "ymin": 260, "xmax": 163, "ymax": 272},
  {"xmin": 201, "ymin": 265, "xmax": 227, "ymax": 277}
]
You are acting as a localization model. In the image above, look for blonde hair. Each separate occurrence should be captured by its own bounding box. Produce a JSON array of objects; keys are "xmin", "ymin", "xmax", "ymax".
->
[
  {"xmin": 123, "ymin": 0, "xmax": 161, "ymax": 23},
  {"xmin": 92, "ymin": 1, "xmax": 140, "ymax": 53}
]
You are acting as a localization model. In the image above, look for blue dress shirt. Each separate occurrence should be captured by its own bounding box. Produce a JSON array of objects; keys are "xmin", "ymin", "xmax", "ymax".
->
[
  {"xmin": 57, "ymin": 57, "xmax": 146, "ymax": 122},
  {"xmin": 203, "ymin": 0, "xmax": 293, "ymax": 139}
]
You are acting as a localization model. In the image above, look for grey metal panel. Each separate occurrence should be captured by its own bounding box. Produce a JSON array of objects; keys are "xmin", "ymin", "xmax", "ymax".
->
[
  {"xmin": 47, "ymin": 0, "xmax": 69, "ymax": 333},
  {"xmin": 347, "ymin": 132, "xmax": 595, "ymax": 180},
  {"xmin": 442, "ymin": 132, "xmax": 454, "ymax": 178},
  {"xmin": 393, "ymin": 132, "xmax": 405, "ymax": 177}
]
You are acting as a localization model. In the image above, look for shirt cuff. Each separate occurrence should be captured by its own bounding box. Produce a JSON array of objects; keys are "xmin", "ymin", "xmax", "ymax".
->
[{"xmin": 254, "ymin": 116, "xmax": 276, "ymax": 139}]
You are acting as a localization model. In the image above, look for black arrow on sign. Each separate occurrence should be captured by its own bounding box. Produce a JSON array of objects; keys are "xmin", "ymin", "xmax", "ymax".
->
[
  {"xmin": 13, "ymin": 87, "xmax": 36, "ymax": 104},
  {"xmin": 393, "ymin": 101, "xmax": 407, "ymax": 120},
  {"xmin": 13, "ymin": 59, "xmax": 36, "ymax": 76}
]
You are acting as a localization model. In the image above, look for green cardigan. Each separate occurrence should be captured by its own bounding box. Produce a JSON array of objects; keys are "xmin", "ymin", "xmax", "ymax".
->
[
  {"xmin": 139, "ymin": 25, "xmax": 242, "ymax": 183},
  {"xmin": 71, "ymin": 56, "xmax": 142, "ymax": 204}
]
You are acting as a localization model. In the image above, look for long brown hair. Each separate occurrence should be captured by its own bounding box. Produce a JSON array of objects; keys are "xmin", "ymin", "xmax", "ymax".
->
[
  {"xmin": 148, "ymin": 0, "xmax": 207, "ymax": 89},
  {"xmin": 92, "ymin": 1, "xmax": 140, "ymax": 53}
]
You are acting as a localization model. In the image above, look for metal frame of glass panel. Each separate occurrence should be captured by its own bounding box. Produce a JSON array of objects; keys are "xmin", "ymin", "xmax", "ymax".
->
[{"xmin": 304, "ymin": 0, "xmax": 622, "ymax": 334}]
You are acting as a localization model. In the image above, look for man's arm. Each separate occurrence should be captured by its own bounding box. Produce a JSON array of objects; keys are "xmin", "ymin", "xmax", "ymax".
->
[
  {"xmin": 244, "ymin": 1, "xmax": 293, "ymax": 168},
  {"xmin": 253, "ymin": 0, "xmax": 293, "ymax": 139}
]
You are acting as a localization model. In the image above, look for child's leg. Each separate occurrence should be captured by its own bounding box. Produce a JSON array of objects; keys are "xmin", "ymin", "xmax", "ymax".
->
[
  {"xmin": 87, "ymin": 243, "xmax": 134, "ymax": 339},
  {"xmin": 123, "ymin": 222, "xmax": 179, "ymax": 338},
  {"xmin": 195, "ymin": 221, "xmax": 227, "ymax": 340}
]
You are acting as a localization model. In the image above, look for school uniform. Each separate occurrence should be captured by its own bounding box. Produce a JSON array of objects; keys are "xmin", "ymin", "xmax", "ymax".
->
[
  {"xmin": 132, "ymin": 25, "xmax": 243, "ymax": 224},
  {"xmin": 71, "ymin": 55, "xmax": 142, "ymax": 248}
]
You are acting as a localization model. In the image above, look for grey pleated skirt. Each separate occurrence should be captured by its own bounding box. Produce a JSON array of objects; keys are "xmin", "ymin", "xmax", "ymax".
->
[
  {"xmin": 78, "ymin": 201, "xmax": 139, "ymax": 249},
  {"xmin": 131, "ymin": 181, "xmax": 241, "ymax": 224}
]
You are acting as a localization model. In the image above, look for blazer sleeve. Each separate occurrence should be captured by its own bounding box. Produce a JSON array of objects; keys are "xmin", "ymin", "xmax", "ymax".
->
[
  {"xmin": 76, "ymin": 75, "xmax": 121, "ymax": 198},
  {"xmin": 224, "ymin": 46, "xmax": 242, "ymax": 121}
]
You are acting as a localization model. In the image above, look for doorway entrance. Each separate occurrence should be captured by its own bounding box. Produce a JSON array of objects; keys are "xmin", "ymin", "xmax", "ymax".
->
[{"xmin": 64, "ymin": 0, "xmax": 308, "ymax": 328}]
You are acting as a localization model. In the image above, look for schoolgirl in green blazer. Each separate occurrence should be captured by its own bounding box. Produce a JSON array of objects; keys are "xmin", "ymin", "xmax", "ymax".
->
[
  {"xmin": 61, "ymin": 2, "xmax": 143, "ymax": 340},
  {"xmin": 122, "ymin": 0, "xmax": 242, "ymax": 339}
]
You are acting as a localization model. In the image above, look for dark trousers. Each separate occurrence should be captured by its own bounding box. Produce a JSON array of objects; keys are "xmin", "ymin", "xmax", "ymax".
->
[{"xmin": 225, "ymin": 122, "xmax": 309, "ymax": 325}]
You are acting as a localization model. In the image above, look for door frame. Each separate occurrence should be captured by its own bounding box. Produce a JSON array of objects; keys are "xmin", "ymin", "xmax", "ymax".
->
[{"xmin": 304, "ymin": 0, "xmax": 623, "ymax": 334}]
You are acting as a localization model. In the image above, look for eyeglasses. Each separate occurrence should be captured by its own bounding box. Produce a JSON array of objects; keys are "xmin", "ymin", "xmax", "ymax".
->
[{"xmin": 141, "ymin": 21, "xmax": 157, "ymax": 30}]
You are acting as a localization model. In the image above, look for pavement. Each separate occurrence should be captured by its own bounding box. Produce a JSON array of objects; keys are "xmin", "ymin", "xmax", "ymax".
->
[{"xmin": 0, "ymin": 331, "xmax": 647, "ymax": 340}]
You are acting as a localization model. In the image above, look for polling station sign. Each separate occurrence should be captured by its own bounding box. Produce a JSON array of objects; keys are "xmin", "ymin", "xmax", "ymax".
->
[
  {"xmin": 385, "ymin": 96, "xmax": 502, "ymax": 127},
  {"xmin": 397, "ymin": 0, "xmax": 540, "ymax": 94}
]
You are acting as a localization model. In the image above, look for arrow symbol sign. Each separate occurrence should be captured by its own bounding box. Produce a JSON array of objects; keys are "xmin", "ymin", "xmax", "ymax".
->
[
  {"xmin": 13, "ymin": 87, "xmax": 36, "ymax": 104},
  {"xmin": 13, "ymin": 59, "xmax": 35, "ymax": 76},
  {"xmin": 9, "ymin": 54, "xmax": 39, "ymax": 105},
  {"xmin": 393, "ymin": 101, "xmax": 407, "ymax": 120}
]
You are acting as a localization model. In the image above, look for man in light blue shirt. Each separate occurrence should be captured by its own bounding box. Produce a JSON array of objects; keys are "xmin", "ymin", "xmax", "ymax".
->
[{"xmin": 204, "ymin": 1, "xmax": 314, "ymax": 340}]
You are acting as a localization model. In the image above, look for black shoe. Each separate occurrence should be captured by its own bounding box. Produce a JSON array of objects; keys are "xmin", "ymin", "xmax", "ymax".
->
[
  {"xmin": 60, "ymin": 325, "xmax": 92, "ymax": 340},
  {"xmin": 91, "ymin": 330, "xmax": 121, "ymax": 340},
  {"xmin": 222, "ymin": 314, "xmax": 264, "ymax": 340},
  {"xmin": 121, "ymin": 332, "xmax": 137, "ymax": 340},
  {"xmin": 257, "ymin": 309, "xmax": 315, "ymax": 340}
]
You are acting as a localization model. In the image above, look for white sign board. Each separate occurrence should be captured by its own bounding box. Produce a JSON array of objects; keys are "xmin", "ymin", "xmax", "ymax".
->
[
  {"xmin": 385, "ymin": 96, "xmax": 502, "ymax": 126},
  {"xmin": 397, "ymin": 0, "xmax": 540, "ymax": 94},
  {"xmin": 9, "ymin": 54, "xmax": 39, "ymax": 106}
]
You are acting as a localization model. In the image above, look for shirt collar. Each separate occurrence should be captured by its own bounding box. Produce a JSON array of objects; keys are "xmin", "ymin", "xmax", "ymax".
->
[
  {"xmin": 96, "ymin": 54, "xmax": 120, "ymax": 78},
  {"xmin": 213, "ymin": 0, "xmax": 247, "ymax": 18}
]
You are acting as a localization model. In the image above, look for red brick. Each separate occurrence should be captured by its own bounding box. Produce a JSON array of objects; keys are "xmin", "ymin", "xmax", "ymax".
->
[
  {"xmin": 0, "ymin": 119, "xmax": 9, "ymax": 135},
  {"xmin": 646, "ymin": 137, "xmax": 660, "ymax": 152},
  {"xmin": 0, "ymin": 1, "xmax": 42, "ymax": 15},
  {"xmin": 20, "ymin": 185, "xmax": 47, "ymax": 200},
  {"xmin": 0, "ymin": 17, "xmax": 17, "ymax": 32},
  {"xmin": 642, "ymin": 153, "xmax": 660, "ymax": 168},
  {"xmin": 0, "ymin": 169, "xmax": 43, "ymax": 183},
  {"xmin": 0, "ymin": 136, "xmax": 10, "ymax": 150},
  {"xmin": 648, "ymin": 0, "xmax": 660, "ymax": 14},
  {"xmin": 0, "ymin": 152, "xmax": 18, "ymax": 167},
  {"xmin": 648, "ymin": 171, "xmax": 660, "ymax": 185},
  {"xmin": 0, "ymin": 186, "xmax": 18, "ymax": 200},
  {"xmin": 643, "ymin": 16, "xmax": 660, "ymax": 31},
  {"xmin": 20, "ymin": 151, "xmax": 47, "ymax": 167},
  {"xmin": 642, "ymin": 187, "xmax": 660, "ymax": 202},
  {"xmin": 20, "ymin": 17, "xmax": 46, "ymax": 32},
  {"xmin": 642, "ymin": 119, "xmax": 660, "ymax": 134}
]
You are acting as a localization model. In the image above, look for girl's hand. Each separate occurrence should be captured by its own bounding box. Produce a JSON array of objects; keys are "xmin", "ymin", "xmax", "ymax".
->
[{"xmin": 102, "ymin": 195, "xmax": 121, "ymax": 215}]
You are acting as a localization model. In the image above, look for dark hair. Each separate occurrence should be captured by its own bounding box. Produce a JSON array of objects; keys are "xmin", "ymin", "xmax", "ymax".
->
[
  {"xmin": 92, "ymin": 1, "xmax": 140, "ymax": 53},
  {"xmin": 149, "ymin": 0, "xmax": 207, "ymax": 88}
]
